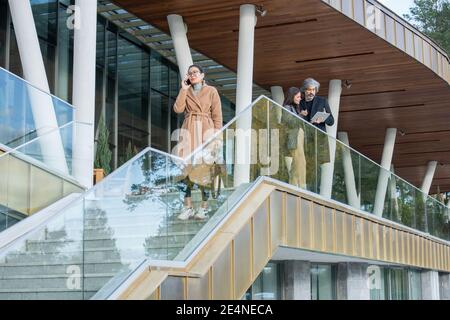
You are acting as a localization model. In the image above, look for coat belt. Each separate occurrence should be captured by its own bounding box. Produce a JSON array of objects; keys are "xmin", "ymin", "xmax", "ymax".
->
[{"xmin": 186, "ymin": 112, "xmax": 209, "ymax": 118}]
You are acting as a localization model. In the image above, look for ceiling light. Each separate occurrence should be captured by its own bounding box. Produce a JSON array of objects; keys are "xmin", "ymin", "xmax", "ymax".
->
[{"xmin": 256, "ymin": 5, "xmax": 267, "ymax": 17}]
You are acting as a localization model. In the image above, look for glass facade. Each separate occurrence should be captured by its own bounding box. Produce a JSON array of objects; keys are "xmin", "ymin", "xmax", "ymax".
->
[
  {"xmin": 370, "ymin": 267, "xmax": 422, "ymax": 300},
  {"xmin": 311, "ymin": 264, "xmax": 337, "ymax": 300},
  {"xmin": 244, "ymin": 262, "xmax": 282, "ymax": 300},
  {"xmin": 0, "ymin": 206, "xmax": 22, "ymax": 233},
  {"xmin": 242, "ymin": 261, "xmax": 424, "ymax": 300},
  {"xmin": 0, "ymin": 0, "xmax": 235, "ymax": 170}
]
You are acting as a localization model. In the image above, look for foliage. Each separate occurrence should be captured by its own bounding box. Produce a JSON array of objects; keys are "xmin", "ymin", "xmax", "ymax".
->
[
  {"xmin": 119, "ymin": 141, "xmax": 138, "ymax": 166},
  {"xmin": 404, "ymin": 0, "xmax": 450, "ymax": 54},
  {"xmin": 94, "ymin": 115, "xmax": 112, "ymax": 175}
]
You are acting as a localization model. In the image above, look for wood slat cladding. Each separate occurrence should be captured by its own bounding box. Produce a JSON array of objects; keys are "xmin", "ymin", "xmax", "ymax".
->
[
  {"xmin": 112, "ymin": 0, "xmax": 450, "ymax": 191},
  {"xmin": 122, "ymin": 181, "xmax": 450, "ymax": 300}
]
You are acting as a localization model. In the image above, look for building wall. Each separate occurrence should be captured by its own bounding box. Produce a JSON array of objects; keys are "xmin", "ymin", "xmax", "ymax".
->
[
  {"xmin": 0, "ymin": 0, "xmax": 236, "ymax": 170},
  {"xmin": 244, "ymin": 260, "xmax": 449, "ymax": 300}
]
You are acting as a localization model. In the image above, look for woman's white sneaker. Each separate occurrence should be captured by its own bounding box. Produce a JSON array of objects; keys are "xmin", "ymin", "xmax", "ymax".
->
[
  {"xmin": 194, "ymin": 207, "xmax": 209, "ymax": 220},
  {"xmin": 177, "ymin": 207, "xmax": 195, "ymax": 220}
]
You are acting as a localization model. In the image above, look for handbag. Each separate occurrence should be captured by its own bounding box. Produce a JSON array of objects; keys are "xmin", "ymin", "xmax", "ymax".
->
[{"xmin": 188, "ymin": 138, "xmax": 224, "ymax": 189}]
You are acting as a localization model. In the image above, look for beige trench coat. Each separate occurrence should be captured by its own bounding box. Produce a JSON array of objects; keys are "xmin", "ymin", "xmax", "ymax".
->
[{"xmin": 173, "ymin": 84, "xmax": 223, "ymax": 160}]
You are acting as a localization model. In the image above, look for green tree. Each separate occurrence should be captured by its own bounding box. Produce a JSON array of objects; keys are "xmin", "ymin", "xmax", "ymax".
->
[
  {"xmin": 119, "ymin": 141, "xmax": 137, "ymax": 166},
  {"xmin": 404, "ymin": 0, "xmax": 450, "ymax": 54},
  {"xmin": 94, "ymin": 115, "xmax": 112, "ymax": 175}
]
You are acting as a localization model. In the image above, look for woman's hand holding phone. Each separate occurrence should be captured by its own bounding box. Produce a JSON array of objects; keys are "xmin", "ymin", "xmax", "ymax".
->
[{"xmin": 181, "ymin": 75, "xmax": 191, "ymax": 90}]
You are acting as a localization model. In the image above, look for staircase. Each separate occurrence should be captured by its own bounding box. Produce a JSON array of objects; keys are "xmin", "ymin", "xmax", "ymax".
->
[
  {"xmin": 0, "ymin": 188, "xmax": 233, "ymax": 300},
  {"xmin": 1, "ymin": 95, "xmax": 448, "ymax": 300}
]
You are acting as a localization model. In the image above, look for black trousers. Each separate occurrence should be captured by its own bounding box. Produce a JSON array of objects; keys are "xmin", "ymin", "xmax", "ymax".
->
[{"xmin": 182, "ymin": 177, "xmax": 209, "ymax": 202}]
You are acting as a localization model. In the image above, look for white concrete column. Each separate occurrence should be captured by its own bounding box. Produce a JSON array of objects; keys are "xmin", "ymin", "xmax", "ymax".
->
[
  {"xmin": 337, "ymin": 263, "xmax": 370, "ymax": 300},
  {"xmin": 320, "ymin": 80, "xmax": 342, "ymax": 198},
  {"xmin": 337, "ymin": 132, "xmax": 360, "ymax": 208},
  {"xmin": 270, "ymin": 86, "xmax": 284, "ymax": 123},
  {"xmin": 72, "ymin": 0, "xmax": 98, "ymax": 188},
  {"xmin": 420, "ymin": 161, "xmax": 438, "ymax": 233},
  {"xmin": 283, "ymin": 261, "xmax": 311, "ymax": 300},
  {"xmin": 167, "ymin": 14, "xmax": 194, "ymax": 78},
  {"xmin": 421, "ymin": 270, "xmax": 440, "ymax": 300},
  {"xmin": 439, "ymin": 273, "xmax": 450, "ymax": 300},
  {"xmin": 8, "ymin": 0, "xmax": 68, "ymax": 174},
  {"xmin": 270, "ymin": 86, "xmax": 284, "ymax": 106},
  {"xmin": 234, "ymin": 4, "xmax": 256, "ymax": 187},
  {"xmin": 421, "ymin": 161, "xmax": 438, "ymax": 195},
  {"xmin": 373, "ymin": 128, "xmax": 397, "ymax": 216}
]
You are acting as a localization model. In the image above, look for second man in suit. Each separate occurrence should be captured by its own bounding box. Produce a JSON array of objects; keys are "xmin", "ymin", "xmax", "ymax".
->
[
  {"xmin": 299, "ymin": 78, "xmax": 334, "ymax": 191},
  {"xmin": 300, "ymin": 78, "xmax": 334, "ymax": 132}
]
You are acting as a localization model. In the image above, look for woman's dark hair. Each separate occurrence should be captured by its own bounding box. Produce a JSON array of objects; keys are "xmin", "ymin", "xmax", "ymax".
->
[
  {"xmin": 188, "ymin": 64, "xmax": 205, "ymax": 75},
  {"xmin": 283, "ymin": 87, "xmax": 301, "ymax": 107}
]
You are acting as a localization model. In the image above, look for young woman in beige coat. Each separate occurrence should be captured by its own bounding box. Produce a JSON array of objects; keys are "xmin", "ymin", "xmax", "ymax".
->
[
  {"xmin": 173, "ymin": 64, "xmax": 223, "ymax": 220},
  {"xmin": 282, "ymin": 87, "xmax": 307, "ymax": 189}
]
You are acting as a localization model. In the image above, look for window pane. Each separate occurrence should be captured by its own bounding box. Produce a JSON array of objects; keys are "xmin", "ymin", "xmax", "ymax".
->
[
  {"xmin": 221, "ymin": 96, "xmax": 236, "ymax": 124},
  {"xmin": 151, "ymin": 53, "xmax": 168, "ymax": 95},
  {"xmin": 311, "ymin": 264, "xmax": 336, "ymax": 300},
  {"xmin": 251, "ymin": 262, "xmax": 281, "ymax": 300},
  {"xmin": 369, "ymin": 266, "xmax": 385, "ymax": 300},
  {"xmin": 385, "ymin": 268, "xmax": 408, "ymax": 300},
  {"xmin": 408, "ymin": 270, "xmax": 422, "ymax": 300},
  {"xmin": 117, "ymin": 36, "xmax": 150, "ymax": 166},
  {"xmin": 151, "ymin": 91, "xmax": 169, "ymax": 152},
  {"xmin": 0, "ymin": 0, "xmax": 7, "ymax": 68},
  {"xmin": 9, "ymin": 24, "xmax": 23, "ymax": 77},
  {"xmin": 56, "ymin": 2, "xmax": 74, "ymax": 102},
  {"xmin": 0, "ymin": 211, "xmax": 6, "ymax": 232},
  {"xmin": 169, "ymin": 67, "xmax": 179, "ymax": 98},
  {"xmin": 31, "ymin": 0, "xmax": 57, "ymax": 93}
]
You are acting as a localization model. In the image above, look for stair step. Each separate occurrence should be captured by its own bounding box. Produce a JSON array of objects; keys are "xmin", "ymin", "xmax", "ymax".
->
[
  {"xmin": 0, "ymin": 262, "xmax": 126, "ymax": 277},
  {"xmin": 4, "ymin": 249, "xmax": 130, "ymax": 264},
  {"xmin": 0, "ymin": 290, "xmax": 96, "ymax": 300},
  {"xmin": 1, "ymin": 272, "xmax": 116, "ymax": 280},
  {"xmin": 0, "ymin": 258, "xmax": 131, "ymax": 267},
  {"xmin": 0, "ymin": 185, "xmax": 236, "ymax": 299},
  {"xmin": 2, "ymin": 243, "xmax": 184, "ymax": 265},
  {"xmin": 0, "ymin": 275, "xmax": 112, "ymax": 291},
  {"xmin": 82, "ymin": 194, "xmax": 229, "ymax": 213},
  {"xmin": 26, "ymin": 225, "xmax": 198, "ymax": 253}
]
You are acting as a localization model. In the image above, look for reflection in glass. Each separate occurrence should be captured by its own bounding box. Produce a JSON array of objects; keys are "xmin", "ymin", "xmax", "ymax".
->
[
  {"xmin": 117, "ymin": 36, "xmax": 149, "ymax": 166},
  {"xmin": 369, "ymin": 266, "xmax": 386, "ymax": 300},
  {"xmin": 311, "ymin": 264, "xmax": 336, "ymax": 300},
  {"xmin": 384, "ymin": 268, "xmax": 408, "ymax": 300},
  {"xmin": 408, "ymin": 270, "xmax": 422, "ymax": 300},
  {"xmin": 244, "ymin": 262, "xmax": 281, "ymax": 300}
]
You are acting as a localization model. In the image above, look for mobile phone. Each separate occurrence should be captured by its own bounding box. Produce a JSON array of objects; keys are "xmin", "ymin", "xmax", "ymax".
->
[{"xmin": 184, "ymin": 79, "xmax": 191, "ymax": 86}]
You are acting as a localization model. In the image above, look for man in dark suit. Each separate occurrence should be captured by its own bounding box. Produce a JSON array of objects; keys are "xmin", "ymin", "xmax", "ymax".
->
[
  {"xmin": 299, "ymin": 78, "xmax": 335, "ymax": 175},
  {"xmin": 300, "ymin": 78, "xmax": 334, "ymax": 132}
]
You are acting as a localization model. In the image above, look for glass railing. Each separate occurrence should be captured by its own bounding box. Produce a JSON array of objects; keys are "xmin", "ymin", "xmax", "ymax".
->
[
  {"xmin": 0, "ymin": 122, "xmax": 86, "ymax": 231},
  {"xmin": 98, "ymin": 96, "xmax": 450, "ymax": 298},
  {"xmin": 0, "ymin": 96, "xmax": 448, "ymax": 300},
  {"xmin": 262, "ymin": 97, "xmax": 449, "ymax": 240},
  {"xmin": 0, "ymin": 67, "xmax": 73, "ymax": 148}
]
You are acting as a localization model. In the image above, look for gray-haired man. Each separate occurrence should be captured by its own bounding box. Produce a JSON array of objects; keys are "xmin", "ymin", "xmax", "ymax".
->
[{"xmin": 300, "ymin": 78, "xmax": 334, "ymax": 132}]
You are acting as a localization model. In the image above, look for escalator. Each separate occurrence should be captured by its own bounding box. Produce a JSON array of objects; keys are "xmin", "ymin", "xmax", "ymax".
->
[{"xmin": 0, "ymin": 96, "xmax": 448, "ymax": 300}]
